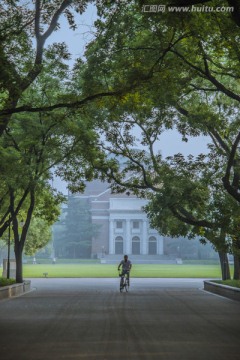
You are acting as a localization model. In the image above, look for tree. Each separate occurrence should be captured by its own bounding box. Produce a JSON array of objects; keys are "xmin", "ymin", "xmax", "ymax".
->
[
  {"xmin": 84, "ymin": 0, "xmax": 240, "ymax": 203},
  {"xmin": 144, "ymin": 188, "xmax": 234, "ymax": 280},
  {"xmin": 0, "ymin": 0, "xmax": 142, "ymax": 135},
  {"xmin": 24, "ymin": 209, "xmax": 57, "ymax": 257},
  {"xmin": 94, "ymin": 114, "xmax": 236, "ymax": 279},
  {"xmin": 0, "ymin": 69, "xmax": 106, "ymax": 282},
  {"xmin": 80, "ymin": 0, "xmax": 240, "ymax": 278},
  {"xmin": 0, "ymin": 0, "xmax": 88, "ymax": 134},
  {"xmin": 138, "ymin": 1, "xmax": 240, "ymax": 28},
  {"xmin": 54, "ymin": 197, "xmax": 100, "ymax": 259}
]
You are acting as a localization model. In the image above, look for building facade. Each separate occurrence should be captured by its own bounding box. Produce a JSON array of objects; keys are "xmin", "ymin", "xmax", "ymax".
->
[{"xmin": 74, "ymin": 180, "xmax": 164, "ymax": 258}]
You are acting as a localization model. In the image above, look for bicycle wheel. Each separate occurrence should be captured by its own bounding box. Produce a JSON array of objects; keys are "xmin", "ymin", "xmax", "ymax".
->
[
  {"xmin": 120, "ymin": 277, "xmax": 124, "ymax": 292},
  {"xmin": 123, "ymin": 277, "xmax": 128, "ymax": 292}
]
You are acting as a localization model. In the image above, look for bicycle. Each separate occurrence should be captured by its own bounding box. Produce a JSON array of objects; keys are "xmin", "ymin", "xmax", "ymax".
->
[{"xmin": 119, "ymin": 270, "xmax": 129, "ymax": 292}]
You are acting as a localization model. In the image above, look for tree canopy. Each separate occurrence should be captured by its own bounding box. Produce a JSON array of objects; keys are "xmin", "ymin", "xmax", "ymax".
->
[
  {"xmin": 79, "ymin": 0, "xmax": 240, "ymax": 278},
  {"xmin": 0, "ymin": 61, "xmax": 109, "ymax": 281},
  {"xmin": 2, "ymin": 0, "xmax": 240, "ymax": 281}
]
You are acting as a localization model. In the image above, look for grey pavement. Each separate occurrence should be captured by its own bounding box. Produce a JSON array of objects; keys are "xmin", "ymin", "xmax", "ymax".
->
[{"xmin": 0, "ymin": 278, "xmax": 240, "ymax": 360}]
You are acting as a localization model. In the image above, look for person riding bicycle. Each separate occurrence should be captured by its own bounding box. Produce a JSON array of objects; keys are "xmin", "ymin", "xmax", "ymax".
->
[{"xmin": 118, "ymin": 255, "xmax": 132, "ymax": 286}]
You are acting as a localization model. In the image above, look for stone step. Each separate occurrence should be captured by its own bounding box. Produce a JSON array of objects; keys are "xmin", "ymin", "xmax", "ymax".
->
[
  {"xmin": 101, "ymin": 255, "xmax": 178, "ymax": 264},
  {"xmin": 102, "ymin": 254, "xmax": 175, "ymax": 260},
  {"xmin": 101, "ymin": 259, "xmax": 177, "ymax": 264}
]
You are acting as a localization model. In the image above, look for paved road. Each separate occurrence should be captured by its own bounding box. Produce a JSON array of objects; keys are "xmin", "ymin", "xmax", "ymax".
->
[{"xmin": 0, "ymin": 278, "xmax": 240, "ymax": 360}]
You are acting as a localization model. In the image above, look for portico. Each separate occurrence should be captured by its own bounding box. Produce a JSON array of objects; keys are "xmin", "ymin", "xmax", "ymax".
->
[
  {"xmin": 108, "ymin": 198, "xmax": 163, "ymax": 255},
  {"xmin": 78, "ymin": 179, "xmax": 165, "ymax": 259}
]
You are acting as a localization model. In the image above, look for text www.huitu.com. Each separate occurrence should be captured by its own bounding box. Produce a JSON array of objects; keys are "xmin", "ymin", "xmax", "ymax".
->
[{"xmin": 142, "ymin": 5, "xmax": 234, "ymax": 13}]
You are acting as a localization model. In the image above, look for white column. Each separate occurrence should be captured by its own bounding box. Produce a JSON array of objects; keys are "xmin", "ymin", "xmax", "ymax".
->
[
  {"xmin": 109, "ymin": 219, "xmax": 115, "ymax": 254},
  {"xmin": 158, "ymin": 235, "xmax": 164, "ymax": 255},
  {"xmin": 142, "ymin": 220, "xmax": 148, "ymax": 255},
  {"xmin": 125, "ymin": 219, "xmax": 131, "ymax": 254}
]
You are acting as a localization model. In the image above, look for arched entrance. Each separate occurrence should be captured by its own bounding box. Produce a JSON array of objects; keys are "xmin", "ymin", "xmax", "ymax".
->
[
  {"xmin": 148, "ymin": 236, "xmax": 157, "ymax": 255},
  {"xmin": 115, "ymin": 236, "xmax": 123, "ymax": 254},
  {"xmin": 132, "ymin": 236, "xmax": 140, "ymax": 255}
]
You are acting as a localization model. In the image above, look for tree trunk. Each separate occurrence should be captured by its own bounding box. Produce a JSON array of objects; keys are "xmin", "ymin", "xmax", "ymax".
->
[
  {"xmin": 12, "ymin": 214, "xmax": 24, "ymax": 283},
  {"xmin": 15, "ymin": 243, "xmax": 23, "ymax": 283},
  {"xmin": 218, "ymin": 251, "xmax": 231, "ymax": 280},
  {"xmin": 10, "ymin": 187, "xmax": 35, "ymax": 283},
  {"xmin": 233, "ymin": 255, "xmax": 240, "ymax": 280}
]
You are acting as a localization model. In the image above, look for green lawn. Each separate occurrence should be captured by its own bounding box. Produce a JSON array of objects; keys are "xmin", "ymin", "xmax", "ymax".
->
[
  {"xmin": 214, "ymin": 280, "xmax": 240, "ymax": 288},
  {"xmin": 23, "ymin": 263, "xmax": 226, "ymax": 278},
  {"xmin": 0, "ymin": 278, "xmax": 16, "ymax": 287}
]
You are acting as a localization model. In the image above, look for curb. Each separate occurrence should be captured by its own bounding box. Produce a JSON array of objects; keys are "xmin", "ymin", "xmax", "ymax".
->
[
  {"xmin": 204, "ymin": 280, "xmax": 240, "ymax": 301},
  {"xmin": 0, "ymin": 280, "xmax": 31, "ymax": 300}
]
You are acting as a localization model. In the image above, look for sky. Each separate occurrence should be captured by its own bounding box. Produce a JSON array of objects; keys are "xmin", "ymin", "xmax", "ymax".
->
[
  {"xmin": 48, "ymin": 3, "xmax": 210, "ymax": 193},
  {"xmin": 46, "ymin": 4, "xmax": 97, "ymax": 62},
  {"xmin": 159, "ymin": 130, "xmax": 209, "ymax": 158}
]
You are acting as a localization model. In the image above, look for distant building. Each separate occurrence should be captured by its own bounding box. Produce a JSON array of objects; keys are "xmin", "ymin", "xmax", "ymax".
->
[{"xmin": 73, "ymin": 179, "xmax": 164, "ymax": 259}]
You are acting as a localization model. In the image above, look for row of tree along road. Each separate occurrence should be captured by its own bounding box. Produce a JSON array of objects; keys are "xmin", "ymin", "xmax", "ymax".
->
[{"xmin": 1, "ymin": 0, "xmax": 240, "ymax": 282}]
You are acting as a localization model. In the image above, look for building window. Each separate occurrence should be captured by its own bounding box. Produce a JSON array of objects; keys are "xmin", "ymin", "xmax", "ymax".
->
[
  {"xmin": 132, "ymin": 236, "xmax": 140, "ymax": 255},
  {"xmin": 116, "ymin": 220, "xmax": 123, "ymax": 229},
  {"xmin": 115, "ymin": 236, "xmax": 123, "ymax": 254},
  {"xmin": 148, "ymin": 236, "xmax": 157, "ymax": 255},
  {"xmin": 132, "ymin": 221, "xmax": 140, "ymax": 229}
]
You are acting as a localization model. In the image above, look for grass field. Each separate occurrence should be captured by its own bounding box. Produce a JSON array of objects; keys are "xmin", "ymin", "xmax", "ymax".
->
[
  {"xmin": 22, "ymin": 263, "xmax": 228, "ymax": 278},
  {"xmin": 215, "ymin": 280, "xmax": 240, "ymax": 288}
]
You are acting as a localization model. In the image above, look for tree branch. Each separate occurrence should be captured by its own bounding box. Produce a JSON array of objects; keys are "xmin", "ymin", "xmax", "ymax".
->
[
  {"xmin": 176, "ymin": 104, "xmax": 231, "ymax": 154},
  {"xmin": 42, "ymin": 0, "xmax": 72, "ymax": 43},
  {"xmin": 20, "ymin": 0, "xmax": 73, "ymax": 92},
  {"xmin": 20, "ymin": 188, "xmax": 35, "ymax": 250},
  {"xmin": 35, "ymin": 0, "xmax": 41, "ymax": 40},
  {"xmin": 222, "ymin": 131, "xmax": 240, "ymax": 202},
  {"xmin": 171, "ymin": 49, "xmax": 240, "ymax": 103},
  {"xmin": 0, "ymin": 88, "xmax": 134, "ymax": 116},
  {"xmin": 228, "ymin": 0, "xmax": 240, "ymax": 28},
  {"xmin": 189, "ymin": 83, "xmax": 218, "ymax": 92},
  {"xmin": 208, "ymin": 128, "xmax": 230, "ymax": 154},
  {"xmin": 170, "ymin": 205, "xmax": 215, "ymax": 228}
]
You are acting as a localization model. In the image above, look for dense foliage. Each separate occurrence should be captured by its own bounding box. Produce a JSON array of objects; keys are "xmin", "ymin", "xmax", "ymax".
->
[
  {"xmin": 80, "ymin": 0, "xmax": 240, "ymax": 279},
  {"xmin": 1, "ymin": 1, "xmax": 240, "ymax": 281}
]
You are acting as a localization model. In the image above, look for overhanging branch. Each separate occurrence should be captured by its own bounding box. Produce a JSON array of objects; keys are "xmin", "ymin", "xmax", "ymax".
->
[
  {"xmin": 170, "ymin": 205, "xmax": 215, "ymax": 228},
  {"xmin": 222, "ymin": 131, "xmax": 240, "ymax": 202},
  {"xmin": 0, "ymin": 89, "xmax": 129, "ymax": 116}
]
